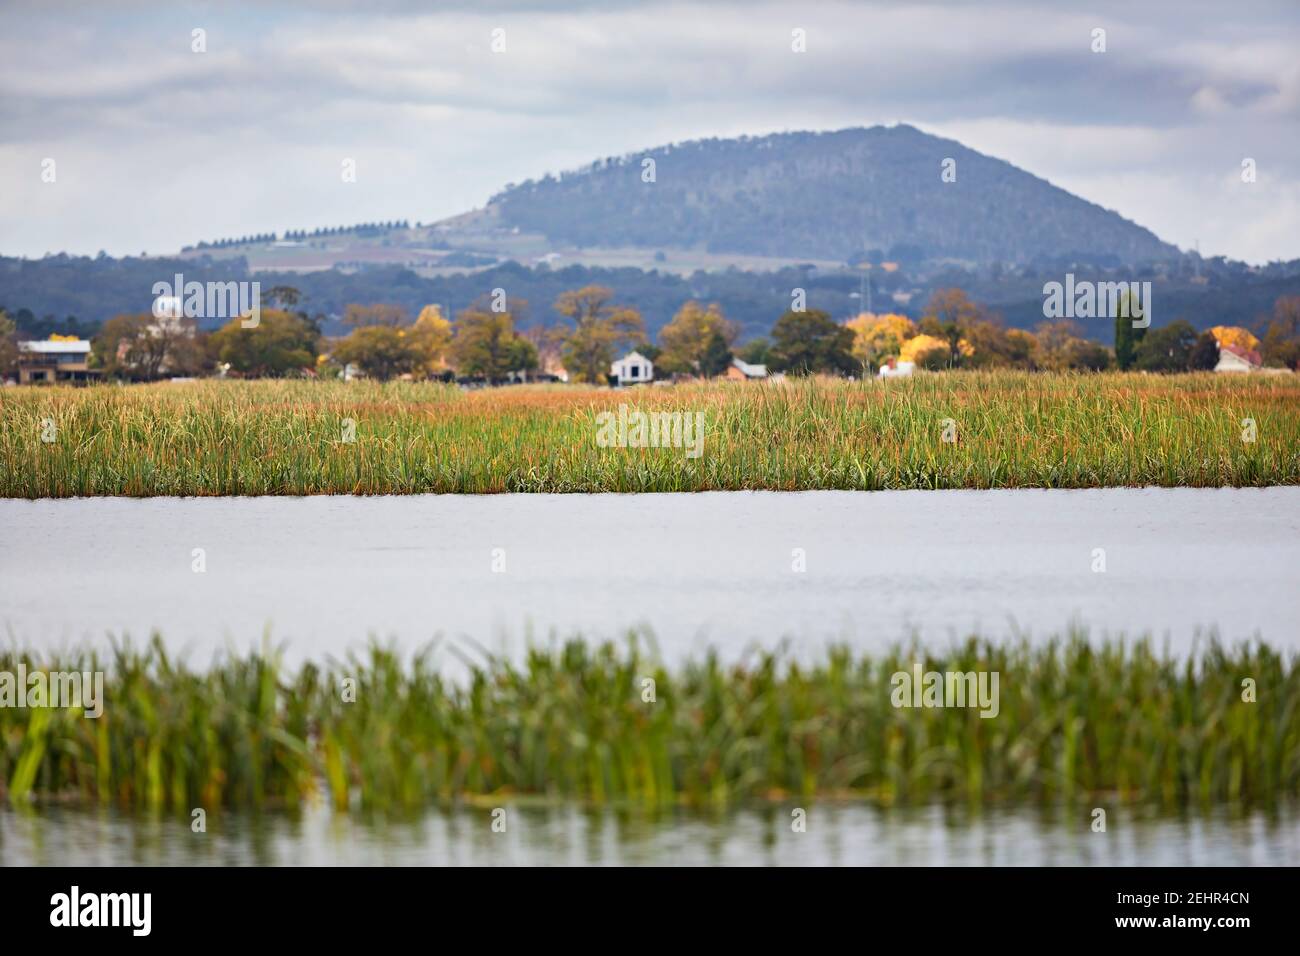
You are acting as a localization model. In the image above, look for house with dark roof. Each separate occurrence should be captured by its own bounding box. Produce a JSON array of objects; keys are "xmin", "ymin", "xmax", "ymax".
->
[{"xmin": 611, "ymin": 350, "xmax": 654, "ymax": 386}]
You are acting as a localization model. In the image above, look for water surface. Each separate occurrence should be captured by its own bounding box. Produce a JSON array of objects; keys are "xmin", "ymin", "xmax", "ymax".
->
[
  {"xmin": 1, "ymin": 488, "xmax": 1295, "ymax": 663},
  {"xmin": 3, "ymin": 487, "xmax": 1297, "ymax": 866},
  {"xmin": 3, "ymin": 803, "xmax": 1295, "ymax": 866}
]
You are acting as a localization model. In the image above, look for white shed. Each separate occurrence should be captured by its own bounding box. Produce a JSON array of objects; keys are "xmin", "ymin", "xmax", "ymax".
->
[
  {"xmin": 611, "ymin": 350, "xmax": 654, "ymax": 386},
  {"xmin": 878, "ymin": 359, "xmax": 915, "ymax": 379}
]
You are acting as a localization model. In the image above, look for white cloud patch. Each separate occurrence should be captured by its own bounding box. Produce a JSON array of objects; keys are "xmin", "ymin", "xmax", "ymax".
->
[{"xmin": 0, "ymin": 0, "xmax": 1296, "ymax": 262}]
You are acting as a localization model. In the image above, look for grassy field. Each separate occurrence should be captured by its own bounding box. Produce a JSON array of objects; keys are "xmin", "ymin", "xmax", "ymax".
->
[
  {"xmin": 0, "ymin": 372, "xmax": 1297, "ymax": 497},
  {"xmin": 2, "ymin": 632, "xmax": 1295, "ymax": 812}
]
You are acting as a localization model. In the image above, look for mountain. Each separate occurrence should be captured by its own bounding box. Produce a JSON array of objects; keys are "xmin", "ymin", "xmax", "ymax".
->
[
  {"xmin": 489, "ymin": 124, "xmax": 1179, "ymax": 266},
  {"xmin": 12, "ymin": 124, "xmax": 1299, "ymax": 343}
]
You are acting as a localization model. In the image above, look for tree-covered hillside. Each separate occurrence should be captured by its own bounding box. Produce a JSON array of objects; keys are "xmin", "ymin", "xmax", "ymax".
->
[{"xmin": 491, "ymin": 125, "xmax": 1179, "ymax": 265}]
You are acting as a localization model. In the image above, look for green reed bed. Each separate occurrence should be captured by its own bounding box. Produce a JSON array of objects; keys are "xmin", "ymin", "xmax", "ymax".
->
[
  {"xmin": 0, "ymin": 372, "xmax": 1296, "ymax": 496},
  {"xmin": 2, "ymin": 633, "xmax": 1296, "ymax": 812}
]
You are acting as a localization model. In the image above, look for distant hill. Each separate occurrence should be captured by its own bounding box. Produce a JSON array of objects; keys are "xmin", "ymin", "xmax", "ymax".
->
[
  {"xmin": 491, "ymin": 124, "xmax": 1179, "ymax": 265},
  {"xmin": 9, "ymin": 124, "xmax": 1298, "ymax": 345}
]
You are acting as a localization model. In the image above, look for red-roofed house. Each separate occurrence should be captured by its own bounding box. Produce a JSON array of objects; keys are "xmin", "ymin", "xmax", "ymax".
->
[{"xmin": 1214, "ymin": 343, "xmax": 1262, "ymax": 373}]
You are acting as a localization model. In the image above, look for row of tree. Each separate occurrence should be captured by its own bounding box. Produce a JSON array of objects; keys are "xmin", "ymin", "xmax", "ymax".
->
[
  {"xmin": 283, "ymin": 221, "xmax": 411, "ymax": 240},
  {"xmin": 1111, "ymin": 296, "xmax": 1300, "ymax": 372},
  {"xmin": 764, "ymin": 289, "xmax": 1300, "ymax": 376},
  {"xmin": 221, "ymin": 286, "xmax": 1300, "ymax": 381},
  {"xmin": 15, "ymin": 285, "xmax": 645, "ymax": 384},
  {"xmin": 188, "ymin": 233, "xmax": 277, "ymax": 250},
  {"xmin": 186, "ymin": 222, "xmax": 414, "ymax": 252},
  {"xmin": 5, "ymin": 287, "xmax": 1298, "ymax": 384}
]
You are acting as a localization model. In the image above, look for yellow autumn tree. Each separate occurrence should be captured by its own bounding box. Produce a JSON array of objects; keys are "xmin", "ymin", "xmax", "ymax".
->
[
  {"xmin": 553, "ymin": 286, "xmax": 644, "ymax": 383},
  {"xmin": 899, "ymin": 333, "xmax": 974, "ymax": 368},
  {"xmin": 657, "ymin": 301, "xmax": 737, "ymax": 376},
  {"xmin": 408, "ymin": 304, "xmax": 454, "ymax": 375},
  {"xmin": 899, "ymin": 333, "xmax": 951, "ymax": 366},
  {"xmin": 1210, "ymin": 325, "xmax": 1260, "ymax": 353},
  {"xmin": 844, "ymin": 312, "xmax": 915, "ymax": 369}
]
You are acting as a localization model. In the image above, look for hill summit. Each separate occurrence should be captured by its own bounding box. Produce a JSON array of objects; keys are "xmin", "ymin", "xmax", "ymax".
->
[{"xmin": 490, "ymin": 124, "xmax": 1178, "ymax": 266}]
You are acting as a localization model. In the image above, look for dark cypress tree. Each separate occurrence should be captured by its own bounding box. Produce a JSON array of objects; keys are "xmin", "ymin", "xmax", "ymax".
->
[
  {"xmin": 1114, "ymin": 293, "xmax": 1147, "ymax": 371},
  {"xmin": 1189, "ymin": 330, "xmax": 1220, "ymax": 371},
  {"xmin": 699, "ymin": 329, "xmax": 734, "ymax": 377}
]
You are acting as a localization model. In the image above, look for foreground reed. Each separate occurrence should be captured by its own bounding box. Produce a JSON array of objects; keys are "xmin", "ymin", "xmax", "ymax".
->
[
  {"xmin": 1, "ymin": 372, "xmax": 1297, "ymax": 496},
  {"xmin": 2, "ymin": 632, "xmax": 1295, "ymax": 812}
]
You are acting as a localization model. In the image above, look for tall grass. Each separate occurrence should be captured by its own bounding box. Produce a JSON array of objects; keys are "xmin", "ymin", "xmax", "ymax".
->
[
  {"xmin": 3, "ymin": 632, "xmax": 1296, "ymax": 812},
  {"xmin": 1, "ymin": 372, "xmax": 1296, "ymax": 496}
]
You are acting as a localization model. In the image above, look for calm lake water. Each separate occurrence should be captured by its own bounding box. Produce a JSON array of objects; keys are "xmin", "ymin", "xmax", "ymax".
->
[
  {"xmin": 1, "ymin": 487, "xmax": 1296, "ymax": 663},
  {"xmin": 4, "ymin": 802, "xmax": 1297, "ymax": 866},
  {"xmin": 2, "ymin": 487, "xmax": 1297, "ymax": 866}
]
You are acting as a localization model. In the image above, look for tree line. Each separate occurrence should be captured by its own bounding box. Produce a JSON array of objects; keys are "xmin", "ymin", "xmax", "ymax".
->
[
  {"xmin": 184, "ymin": 221, "xmax": 412, "ymax": 252},
  {"xmin": 3, "ymin": 286, "xmax": 1298, "ymax": 384},
  {"xmin": 314, "ymin": 286, "xmax": 1300, "ymax": 381},
  {"xmin": 7, "ymin": 252, "xmax": 1300, "ymax": 341}
]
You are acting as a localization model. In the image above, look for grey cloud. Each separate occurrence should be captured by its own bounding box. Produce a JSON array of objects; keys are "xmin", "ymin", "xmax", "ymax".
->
[{"xmin": 0, "ymin": 0, "xmax": 1295, "ymax": 262}]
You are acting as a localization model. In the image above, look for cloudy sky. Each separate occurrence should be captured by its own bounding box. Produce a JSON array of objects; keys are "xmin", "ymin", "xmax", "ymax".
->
[{"xmin": 2, "ymin": 0, "xmax": 1296, "ymax": 263}]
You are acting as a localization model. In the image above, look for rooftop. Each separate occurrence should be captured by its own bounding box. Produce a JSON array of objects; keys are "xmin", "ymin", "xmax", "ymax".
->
[
  {"xmin": 1221, "ymin": 343, "xmax": 1262, "ymax": 366},
  {"xmin": 20, "ymin": 340, "xmax": 91, "ymax": 354}
]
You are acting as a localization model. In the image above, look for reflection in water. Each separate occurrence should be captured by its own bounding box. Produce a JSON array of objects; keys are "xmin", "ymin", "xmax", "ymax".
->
[{"xmin": 3, "ymin": 802, "xmax": 1296, "ymax": 866}]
